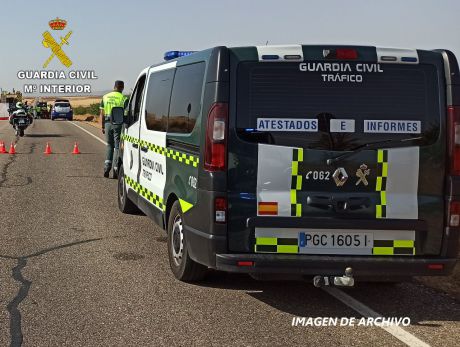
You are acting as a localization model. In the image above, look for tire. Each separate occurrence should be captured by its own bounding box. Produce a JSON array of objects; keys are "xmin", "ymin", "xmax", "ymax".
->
[
  {"xmin": 19, "ymin": 129, "xmax": 24, "ymax": 137},
  {"xmin": 117, "ymin": 165, "xmax": 139, "ymax": 214},
  {"xmin": 167, "ymin": 201, "xmax": 207, "ymax": 281}
]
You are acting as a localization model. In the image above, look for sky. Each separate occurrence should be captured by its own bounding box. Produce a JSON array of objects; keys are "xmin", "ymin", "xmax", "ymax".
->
[{"xmin": 0, "ymin": 0, "xmax": 459, "ymax": 95}]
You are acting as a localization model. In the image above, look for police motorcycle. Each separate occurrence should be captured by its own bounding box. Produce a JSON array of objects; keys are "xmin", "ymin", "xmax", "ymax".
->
[{"xmin": 9, "ymin": 102, "xmax": 33, "ymax": 137}]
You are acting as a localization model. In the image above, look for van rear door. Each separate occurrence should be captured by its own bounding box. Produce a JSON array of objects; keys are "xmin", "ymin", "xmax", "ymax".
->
[{"xmin": 227, "ymin": 46, "xmax": 447, "ymax": 257}]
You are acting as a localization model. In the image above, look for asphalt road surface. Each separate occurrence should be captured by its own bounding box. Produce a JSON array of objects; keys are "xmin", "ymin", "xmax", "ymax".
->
[{"xmin": 0, "ymin": 119, "xmax": 459, "ymax": 347}]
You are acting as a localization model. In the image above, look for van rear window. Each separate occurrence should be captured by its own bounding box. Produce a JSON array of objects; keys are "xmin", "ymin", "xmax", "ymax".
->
[{"xmin": 236, "ymin": 62, "xmax": 441, "ymax": 150}]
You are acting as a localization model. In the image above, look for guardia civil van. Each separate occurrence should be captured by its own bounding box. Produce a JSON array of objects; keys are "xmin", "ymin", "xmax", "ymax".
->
[{"xmin": 117, "ymin": 45, "xmax": 460, "ymax": 285}]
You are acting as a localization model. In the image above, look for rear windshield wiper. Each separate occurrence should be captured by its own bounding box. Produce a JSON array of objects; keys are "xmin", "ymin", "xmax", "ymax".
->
[{"xmin": 326, "ymin": 137, "xmax": 423, "ymax": 166}]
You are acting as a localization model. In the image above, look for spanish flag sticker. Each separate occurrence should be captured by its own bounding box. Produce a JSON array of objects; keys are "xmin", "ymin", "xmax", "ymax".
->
[{"xmin": 258, "ymin": 202, "xmax": 278, "ymax": 216}]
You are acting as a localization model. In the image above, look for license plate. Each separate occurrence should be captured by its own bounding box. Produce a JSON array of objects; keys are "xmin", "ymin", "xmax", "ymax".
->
[
  {"xmin": 299, "ymin": 231, "xmax": 373, "ymax": 254},
  {"xmin": 19, "ymin": 120, "xmax": 25, "ymax": 124}
]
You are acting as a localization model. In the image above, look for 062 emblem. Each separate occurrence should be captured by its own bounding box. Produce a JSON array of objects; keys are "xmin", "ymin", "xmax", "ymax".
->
[{"xmin": 305, "ymin": 170, "xmax": 331, "ymax": 181}]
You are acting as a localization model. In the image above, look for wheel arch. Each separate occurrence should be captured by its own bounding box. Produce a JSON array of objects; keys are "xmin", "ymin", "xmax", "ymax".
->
[{"xmin": 165, "ymin": 193, "xmax": 179, "ymax": 230}]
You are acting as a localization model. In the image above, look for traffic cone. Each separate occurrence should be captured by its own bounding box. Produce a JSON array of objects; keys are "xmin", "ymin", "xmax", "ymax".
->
[
  {"xmin": 44, "ymin": 142, "xmax": 52, "ymax": 155},
  {"xmin": 72, "ymin": 142, "xmax": 80, "ymax": 154},
  {"xmin": 8, "ymin": 142, "xmax": 16, "ymax": 155},
  {"xmin": 0, "ymin": 141, "xmax": 6, "ymax": 154}
]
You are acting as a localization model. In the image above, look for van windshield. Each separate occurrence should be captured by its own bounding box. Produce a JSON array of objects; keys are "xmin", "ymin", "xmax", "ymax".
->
[{"xmin": 236, "ymin": 62, "xmax": 441, "ymax": 150}]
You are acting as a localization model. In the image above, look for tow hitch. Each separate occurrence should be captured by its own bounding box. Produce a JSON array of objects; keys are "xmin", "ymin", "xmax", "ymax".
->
[{"xmin": 313, "ymin": 267, "xmax": 354, "ymax": 288}]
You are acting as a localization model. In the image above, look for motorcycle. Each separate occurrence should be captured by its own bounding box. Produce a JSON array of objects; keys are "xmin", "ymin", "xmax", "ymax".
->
[{"xmin": 10, "ymin": 109, "xmax": 32, "ymax": 137}]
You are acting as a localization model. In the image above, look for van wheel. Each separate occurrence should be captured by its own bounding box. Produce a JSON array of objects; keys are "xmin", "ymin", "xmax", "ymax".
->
[
  {"xmin": 117, "ymin": 165, "xmax": 139, "ymax": 214},
  {"xmin": 167, "ymin": 201, "xmax": 207, "ymax": 281}
]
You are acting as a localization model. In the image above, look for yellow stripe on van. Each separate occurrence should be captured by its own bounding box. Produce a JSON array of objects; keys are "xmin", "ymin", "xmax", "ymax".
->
[
  {"xmin": 290, "ymin": 148, "xmax": 303, "ymax": 217},
  {"xmin": 256, "ymin": 237, "xmax": 278, "ymax": 246},
  {"xmin": 378, "ymin": 150, "xmax": 384, "ymax": 163},
  {"xmin": 376, "ymin": 149, "xmax": 388, "ymax": 219},
  {"xmin": 277, "ymin": 245, "xmax": 298, "ymax": 254},
  {"xmin": 373, "ymin": 247, "xmax": 394, "ymax": 255},
  {"xmin": 394, "ymin": 240, "xmax": 414, "ymax": 248},
  {"xmin": 382, "ymin": 162, "xmax": 388, "ymax": 177},
  {"xmin": 376, "ymin": 177, "xmax": 383, "ymax": 191},
  {"xmin": 376, "ymin": 205, "xmax": 382, "ymax": 218},
  {"xmin": 290, "ymin": 189, "xmax": 297, "ymax": 204}
]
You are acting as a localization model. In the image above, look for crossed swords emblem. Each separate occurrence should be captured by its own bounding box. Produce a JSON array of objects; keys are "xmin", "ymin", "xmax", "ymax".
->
[
  {"xmin": 355, "ymin": 164, "xmax": 370, "ymax": 186},
  {"xmin": 42, "ymin": 30, "xmax": 73, "ymax": 68}
]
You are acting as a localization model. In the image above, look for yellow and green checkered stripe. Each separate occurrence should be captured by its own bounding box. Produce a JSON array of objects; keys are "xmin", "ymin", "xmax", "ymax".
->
[
  {"xmin": 376, "ymin": 149, "xmax": 388, "ymax": 219},
  {"xmin": 254, "ymin": 235, "xmax": 415, "ymax": 255},
  {"xmin": 124, "ymin": 175, "xmax": 165, "ymax": 211},
  {"xmin": 290, "ymin": 148, "xmax": 304, "ymax": 217},
  {"xmin": 122, "ymin": 134, "xmax": 140, "ymax": 145},
  {"xmin": 373, "ymin": 240, "xmax": 415, "ymax": 255},
  {"xmin": 255, "ymin": 237, "xmax": 298, "ymax": 253},
  {"xmin": 165, "ymin": 148, "xmax": 199, "ymax": 167},
  {"xmin": 121, "ymin": 134, "xmax": 199, "ymax": 168},
  {"xmin": 139, "ymin": 139, "xmax": 166, "ymax": 156}
]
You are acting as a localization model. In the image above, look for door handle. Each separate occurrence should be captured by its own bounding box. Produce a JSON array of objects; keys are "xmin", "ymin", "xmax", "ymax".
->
[
  {"xmin": 141, "ymin": 146, "xmax": 148, "ymax": 153},
  {"xmin": 132, "ymin": 143, "xmax": 139, "ymax": 148}
]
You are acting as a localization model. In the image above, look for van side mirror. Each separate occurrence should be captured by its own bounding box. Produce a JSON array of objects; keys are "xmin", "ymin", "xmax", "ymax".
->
[{"xmin": 111, "ymin": 107, "xmax": 125, "ymax": 125}]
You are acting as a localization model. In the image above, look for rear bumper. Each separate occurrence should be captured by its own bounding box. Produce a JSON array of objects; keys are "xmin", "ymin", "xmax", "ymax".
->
[
  {"xmin": 51, "ymin": 112, "xmax": 73, "ymax": 119},
  {"xmin": 215, "ymin": 253, "xmax": 457, "ymax": 277}
]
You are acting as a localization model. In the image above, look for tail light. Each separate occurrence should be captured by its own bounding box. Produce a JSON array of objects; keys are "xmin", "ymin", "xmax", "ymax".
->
[
  {"xmin": 215, "ymin": 197, "xmax": 227, "ymax": 223},
  {"xmin": 324, "ymin": 48, "xmax": 358, "ymax": 60},
  {"xmin": 448, "ymin": 201, "xmax": 460, "ymax": 227},
  {"xmin": 427, "ymin": 264, "xmax": 444, "ymax": 270},
  {"xmin": 204, "ymin": 103, "xmax": 228, "ymax": 171},
  {"xmin": 448, "ymin": 106, "xmax": 460, "ymax": 175},
  {"xmin": 237, "ymin": 261, "xmax": 254, "ymax": 267}
]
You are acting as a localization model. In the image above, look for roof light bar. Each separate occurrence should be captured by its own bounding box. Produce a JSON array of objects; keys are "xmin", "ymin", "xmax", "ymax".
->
[
  {"xmin": 401, "ymin": 57, "xmax": 418, "ymax": 63},
  {"xmin": 261, "ymin": 54, "xmax": 280, "ymax": 60},
  {"xmin": 164, "ymin": 51, "xmax": 197, "ymax": 61},
  {"xmin": 381, "ymin": 56, "xmax": 397, "ymax": 62},
  {"xmin": 284, "ymin": 54, "xmax": 302, "ymax": 60}
]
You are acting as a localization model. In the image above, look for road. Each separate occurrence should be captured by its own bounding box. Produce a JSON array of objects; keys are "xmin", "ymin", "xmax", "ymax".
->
[{"xmin": 0, "ymin": 119, "xmax": 459, "ymax": 347}]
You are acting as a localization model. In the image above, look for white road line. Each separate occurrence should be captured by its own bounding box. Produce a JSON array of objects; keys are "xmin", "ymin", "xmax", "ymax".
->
[
  {"xmin": 323, "ymin": 287, "xmax": 430, "ymax": 347},
  {"xmin": 69, "ymin": 121, "xmax": 107, "ymax": 145}
]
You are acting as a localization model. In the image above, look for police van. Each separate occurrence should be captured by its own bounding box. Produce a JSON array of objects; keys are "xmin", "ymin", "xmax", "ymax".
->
[{"xmin": 118, "ymin": 45, "xmax": 460, "ymax": 284}]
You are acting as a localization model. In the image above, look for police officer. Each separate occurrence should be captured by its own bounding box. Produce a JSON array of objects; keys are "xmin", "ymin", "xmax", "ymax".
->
[{"xmin": 100, "ymin": 80, "xmax": 128, "ymax": 178}]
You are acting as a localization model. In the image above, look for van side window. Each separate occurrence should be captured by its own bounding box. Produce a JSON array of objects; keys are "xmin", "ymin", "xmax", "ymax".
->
[
  {"xmin": 168, "ymin": 62, "xmax": 206, "ymax": 133},
  {"xmin": 145, "ymin": 70, "xmax": 174, "ymax": 132},
  {"xmin": 129, "ymin": 74, "xmax": 146, "ymax": 124}
]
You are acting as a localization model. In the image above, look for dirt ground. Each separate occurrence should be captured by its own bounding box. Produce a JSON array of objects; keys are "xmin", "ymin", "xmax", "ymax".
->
[{"xmin": 24, "ymin": 96, "xmax": 102, "ymax": 107}]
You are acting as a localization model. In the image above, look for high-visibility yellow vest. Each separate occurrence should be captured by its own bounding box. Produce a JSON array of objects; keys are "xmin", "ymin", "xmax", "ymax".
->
[{"xmin": 101, "ymin": 91, "xmax": 128, "ymax": 116}]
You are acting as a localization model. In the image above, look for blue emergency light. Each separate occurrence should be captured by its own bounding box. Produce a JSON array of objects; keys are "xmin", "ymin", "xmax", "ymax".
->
[{"xmin": 164, "ymin": 51, "xmax": 197, "ymax": 61}]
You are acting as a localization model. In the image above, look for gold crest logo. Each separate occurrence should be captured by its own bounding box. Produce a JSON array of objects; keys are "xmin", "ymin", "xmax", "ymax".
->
[{"xmin": 42, "ymin": 18, "xmax": 73, "ymax": 68}]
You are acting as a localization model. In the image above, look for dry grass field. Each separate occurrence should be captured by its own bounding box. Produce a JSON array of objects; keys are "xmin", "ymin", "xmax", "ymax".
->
[{"xmin": 24, "ymin": 95, "xmax": 103, "ymax": 107}]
